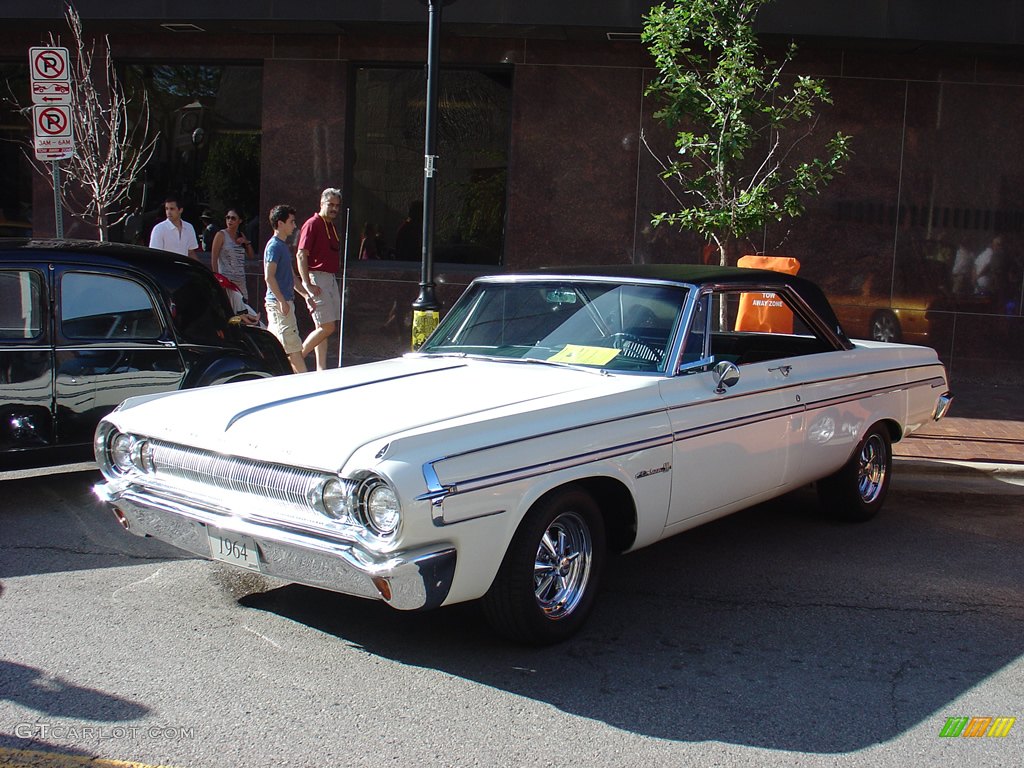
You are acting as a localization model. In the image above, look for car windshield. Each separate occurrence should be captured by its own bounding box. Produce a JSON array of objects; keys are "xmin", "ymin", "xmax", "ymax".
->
[{"xmin": 419, "ymin": 279, "xmax": 688, "ymax": 373}]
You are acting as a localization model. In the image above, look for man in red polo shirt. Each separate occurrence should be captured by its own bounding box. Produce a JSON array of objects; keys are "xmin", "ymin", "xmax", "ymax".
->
[{"xmin": 297, "ymin": 187, "xmax": 343, "ymax": 370}]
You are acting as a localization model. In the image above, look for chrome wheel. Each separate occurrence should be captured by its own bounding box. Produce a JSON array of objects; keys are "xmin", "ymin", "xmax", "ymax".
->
[
  {"xmin": 857, "ymin": 433, "xmax": 888, "ymax": 504},
  {"xmin": 818, "ymin": 425, "xmax": 892, "ymax": 522},
  {"xmin": 534, "ymin": 511, "xmax": 593, "ymax": 620},
  {"xmin": 483, "ymin": 486, "xmax": 605, "ymax": 643}
]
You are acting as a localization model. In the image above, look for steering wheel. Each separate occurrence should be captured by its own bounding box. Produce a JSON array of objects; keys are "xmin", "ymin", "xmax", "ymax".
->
[
  {"xmin": 607, "ymin": 332, "xmax": 644, "ymax": 349},
  {"xmin": 607, "ymin": 332, "xmax": 662, "ymax": 363}
]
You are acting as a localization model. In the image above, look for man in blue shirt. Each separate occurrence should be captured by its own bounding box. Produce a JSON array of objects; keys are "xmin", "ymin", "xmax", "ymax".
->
[{"xmin": 264, "ymin": 204, "xmax": 310, "ymax": 373}]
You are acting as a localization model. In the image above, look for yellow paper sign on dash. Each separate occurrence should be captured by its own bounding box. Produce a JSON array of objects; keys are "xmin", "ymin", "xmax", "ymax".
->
[{"xmin": 547, "ymin": 344, "xmax": 621, "ymax": 365}]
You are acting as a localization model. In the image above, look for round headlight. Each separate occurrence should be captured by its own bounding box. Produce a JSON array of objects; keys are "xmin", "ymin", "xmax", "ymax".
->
[
  {"xmin": 364, "ymin": 482, "xmax": 400, "ymax": 536},
  {"xmin": 110, "ymin": 433, "xmax": 135, "ymax": 474},
  {"xmin": 321, "ymin": 478, "xmax": 351, "ymax": 521},
  {"xmin": 137, "ymin": 440, "xmax": 155, "ymax": 473}
]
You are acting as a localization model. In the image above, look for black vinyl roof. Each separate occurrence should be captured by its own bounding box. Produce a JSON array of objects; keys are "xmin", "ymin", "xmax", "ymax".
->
[{"xmin": 536, "ymin": 262, "xmax": 806, "ymax": 285}]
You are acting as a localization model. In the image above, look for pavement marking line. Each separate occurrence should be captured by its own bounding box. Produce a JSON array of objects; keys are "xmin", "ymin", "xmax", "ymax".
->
[
  {"xmin": 0, "ymin": 747, "xmax": 175, "ymax": 768},
  {"xmin": 0, "ymin": 462, "xmax": 98, "ymax": 482}
]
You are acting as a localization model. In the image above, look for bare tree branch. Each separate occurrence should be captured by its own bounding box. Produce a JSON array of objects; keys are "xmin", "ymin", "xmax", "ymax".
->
[{"xmin": 7, "ymin": 3, "xmax": 159, "ymax": 241}]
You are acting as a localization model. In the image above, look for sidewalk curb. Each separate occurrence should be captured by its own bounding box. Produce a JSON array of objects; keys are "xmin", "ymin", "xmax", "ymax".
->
[
  {"xmin": 893, "ymin": 457, "xmax": 1024, "ymax": 496},
  {"xmin": 894, "ymin": 457, "xmax": 1024, "ymax": 477}
]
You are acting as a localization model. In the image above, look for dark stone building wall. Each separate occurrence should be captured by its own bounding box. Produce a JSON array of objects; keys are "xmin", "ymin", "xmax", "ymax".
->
[{"xmin": 4, "ymin": 21, "xmax": 1023, "ymax": 381}]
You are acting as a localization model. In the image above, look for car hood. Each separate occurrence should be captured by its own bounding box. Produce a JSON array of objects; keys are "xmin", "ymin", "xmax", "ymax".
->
[{"xmin": 111, "ymin": 355, "xmax": 650, "ymax": 471}]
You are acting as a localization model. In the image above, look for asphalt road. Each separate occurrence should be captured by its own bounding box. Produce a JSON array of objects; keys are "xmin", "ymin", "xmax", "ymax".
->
[{"xmin": 1, "ymin": 465, "xmax": 1022, "ymax": 767}]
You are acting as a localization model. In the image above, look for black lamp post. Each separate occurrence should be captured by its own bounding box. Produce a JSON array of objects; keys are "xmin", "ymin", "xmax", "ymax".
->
[{"xmin": 410, "ymin": 0, "xmax": 454, "ymax": 349}]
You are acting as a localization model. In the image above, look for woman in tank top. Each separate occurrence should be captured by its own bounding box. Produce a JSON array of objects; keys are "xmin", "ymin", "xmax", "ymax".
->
[{"xmin": 211, "ymin": 208, "xmax": 254, "ymax": 299}]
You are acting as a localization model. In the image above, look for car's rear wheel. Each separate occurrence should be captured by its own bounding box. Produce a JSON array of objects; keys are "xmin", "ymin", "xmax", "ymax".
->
[
  {"xmin": 869, "ymin": 310, "xmax": 902, "ymax": 343},
  {"xmin": 817, "ymin": 426, "xmax": 892, "ymax": 522},
  {"xmin": 482, "ymin": 486, "xmax": 605, "ymax": 645}
]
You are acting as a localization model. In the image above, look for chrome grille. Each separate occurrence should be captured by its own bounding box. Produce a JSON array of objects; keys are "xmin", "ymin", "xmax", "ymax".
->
[{"xmin": 148, "ymin": 440, "xmax": 331, "ymax": 507}]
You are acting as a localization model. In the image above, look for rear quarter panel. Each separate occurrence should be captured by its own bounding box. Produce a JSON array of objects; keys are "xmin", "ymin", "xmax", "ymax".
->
[{"xmin": 789, "ymin": 343, "xmax": 948, "ymax": 486}]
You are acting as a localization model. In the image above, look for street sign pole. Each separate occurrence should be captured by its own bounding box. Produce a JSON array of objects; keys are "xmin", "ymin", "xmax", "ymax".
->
[
  {"xmin": 52, "ymin": 161, "xmax": 64, "ymax": 239},
  {"xmin": 29, "ymin": 46, "xmax": 72, "ymax": 239}
]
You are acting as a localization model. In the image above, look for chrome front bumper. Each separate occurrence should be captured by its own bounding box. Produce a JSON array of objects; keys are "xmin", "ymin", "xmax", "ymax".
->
[{"xmin": 94, "ymin": 482, "xmax": 456, "ymax": 611}]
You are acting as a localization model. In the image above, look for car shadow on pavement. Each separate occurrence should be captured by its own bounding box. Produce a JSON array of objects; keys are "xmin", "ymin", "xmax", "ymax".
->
[
  {"xmin": 0, "ymin": 660, "xmax": 150, "ymax": 723},
  {"xmin": 241, "ymin": 486, "xmax": 1024, "ymax": 754}
]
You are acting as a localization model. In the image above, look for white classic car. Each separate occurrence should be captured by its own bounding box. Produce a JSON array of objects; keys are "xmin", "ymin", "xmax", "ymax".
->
[{"xmin": 94, "ymin": 265, "xmax": 952, "ymax": 644}]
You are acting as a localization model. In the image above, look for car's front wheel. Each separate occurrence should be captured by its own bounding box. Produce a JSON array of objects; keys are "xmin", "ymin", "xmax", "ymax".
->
[
  {"xmin": 817, "ymin": 425, "xmax": 892, "ymax": 522},
  {"xmin": 483, "ymin": 486, "xmax": 606, "ymax": 644}
]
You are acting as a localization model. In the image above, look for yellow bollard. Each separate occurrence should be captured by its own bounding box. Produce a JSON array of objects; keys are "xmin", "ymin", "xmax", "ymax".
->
[{"xmin": 411, "ymin": 308, "xmax": 439, "ymax": 350}]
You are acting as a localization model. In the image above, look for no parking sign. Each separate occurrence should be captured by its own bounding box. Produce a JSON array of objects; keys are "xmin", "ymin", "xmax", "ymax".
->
[
  {"xmin": 29, "ymin": 46, "xmax": 75, "ymax": 160},
  {"xmin": 32, "ymin": 104, "xmax": 74, "ymax": 161},
  {"xmin": 28, "ymin": 45, "xmax": 74, "ymax": 237},
  {"xmin": 29, "ymin": 46, "xmax": 72, "ymax": 104}
]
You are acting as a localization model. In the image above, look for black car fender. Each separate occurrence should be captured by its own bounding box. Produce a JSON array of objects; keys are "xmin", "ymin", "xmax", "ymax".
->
[
  {"xmin": 181, "ymin": 349, "xmax": 279, "ymax": 389},
  {"xmin": 236, "ymin": 325, "xmax": 291, "ymax": 375}
]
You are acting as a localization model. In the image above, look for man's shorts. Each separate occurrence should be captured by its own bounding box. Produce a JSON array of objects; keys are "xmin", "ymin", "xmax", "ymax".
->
[
  {"xmin": 308, "ymin": 270, "xmax": 341, "ymax": 325},
  {"xmin": 266, "ymin": 300, "xmax": 302, "ymax": 355}
]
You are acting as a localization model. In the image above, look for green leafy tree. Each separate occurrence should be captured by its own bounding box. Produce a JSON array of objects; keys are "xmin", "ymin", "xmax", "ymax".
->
[{"xmin": 642, "ymin": 0, "xmax": 851, "ymax": 265}]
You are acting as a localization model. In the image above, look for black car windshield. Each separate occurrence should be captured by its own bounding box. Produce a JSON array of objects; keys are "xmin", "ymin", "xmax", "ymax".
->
[{"xmin": 420, "ymin": 279, "xmax": 687, "ymax": 373}]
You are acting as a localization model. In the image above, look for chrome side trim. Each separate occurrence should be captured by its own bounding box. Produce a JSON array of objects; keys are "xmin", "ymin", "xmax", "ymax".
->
[
  {"xmin": 418, "ymin": 433, "xmax": 674, "ymax": 508},
  {"xmin": 0, "ymin": 344, "xmax": 51, "ymax": 352},
  {"xmin": 798, "ymin": 375, "xmax": 947, "ymax": 414},
  {"xmin": 663, "ymin": 372, "xmax": 946, "ymax": 417},
  {"xmin": 671, "ymin": 404, "xmax": 805, "ymax": 441},
  {"xmin": 430, "ymin": 507, "xmax": 507, "ymax": 528}
]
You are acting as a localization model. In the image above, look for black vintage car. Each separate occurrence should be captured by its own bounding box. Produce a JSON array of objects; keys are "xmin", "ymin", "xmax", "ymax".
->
[{"xmin": 0, "ymin": 238, "xmax": 290, "ymax": 469}]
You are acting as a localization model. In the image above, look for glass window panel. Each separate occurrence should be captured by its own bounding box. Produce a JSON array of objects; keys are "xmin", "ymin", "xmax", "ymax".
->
[
  {"xmin": 0, "ymin": 270, "xmax": 44, "ymax": 339},
  {"xmin": 351, "ymin": 66, "xmax": 512, "ymax": 266},
  {"xmin": 61, "ymin": 272, "xmax": 162, "ymax": 340},
  {"xmin": 122, "ymin": 64, "xmax": 263, "ymax": 246},
  {"xmin": 0, "ymin": 63, "xmax": 33, "ymax": 236}
]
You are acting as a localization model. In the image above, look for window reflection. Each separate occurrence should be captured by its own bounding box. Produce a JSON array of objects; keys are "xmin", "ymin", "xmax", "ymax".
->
[
  {"xmin": 123, "ymin": 64, "xmax": 264, "ymax": 247},
  {"xmin": 0, "ymin": 270, "xmax": 43, "ymax": 340},
  {"xmin": 351, "ymin": 67, "xmax": 512, "ymax": 266}
]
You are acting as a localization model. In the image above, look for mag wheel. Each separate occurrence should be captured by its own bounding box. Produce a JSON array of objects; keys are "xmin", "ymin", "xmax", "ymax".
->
[
  {"xmin": 483, "ymin": 486, "xmax": 605, "ymax": 644},
  {"xmin": 818, "ymin": 426, "xmax": 892, "ymax": 522}
]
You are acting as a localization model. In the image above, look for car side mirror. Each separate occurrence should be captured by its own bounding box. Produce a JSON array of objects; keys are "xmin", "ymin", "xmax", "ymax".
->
[{"xmin": 713, "ymin": 360, "xmax": 740, "ymax": 394}]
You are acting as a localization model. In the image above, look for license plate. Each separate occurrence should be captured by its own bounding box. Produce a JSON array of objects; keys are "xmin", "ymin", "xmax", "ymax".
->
[{"xmin": 207, "ymin": 526, "xmax": 261, "ymax": 572}]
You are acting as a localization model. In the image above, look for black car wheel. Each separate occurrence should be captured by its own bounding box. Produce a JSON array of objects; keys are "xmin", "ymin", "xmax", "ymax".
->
[
  {"xmin": 483, "ymin": 485, "xmax": 605, "ymax": 645},
  {"xmin": 817, "ymin": 425, "xmax": 892, "ymax": 522}
]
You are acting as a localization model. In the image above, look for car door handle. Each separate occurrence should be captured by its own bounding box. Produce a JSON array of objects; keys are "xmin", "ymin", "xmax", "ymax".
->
[{"xmin": 768, "ymin": 365, "xmax": 792, "ymax": 377}]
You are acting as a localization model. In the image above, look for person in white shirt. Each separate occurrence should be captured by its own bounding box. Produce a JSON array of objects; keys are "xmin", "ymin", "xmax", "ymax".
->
[
  {"xmin": 973, "ymin": 235, "xmax": 1003, "ymax": 295},
  {"xmin": 149, "ymin": 196, "xmax": 199, "ymax": 259}
]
